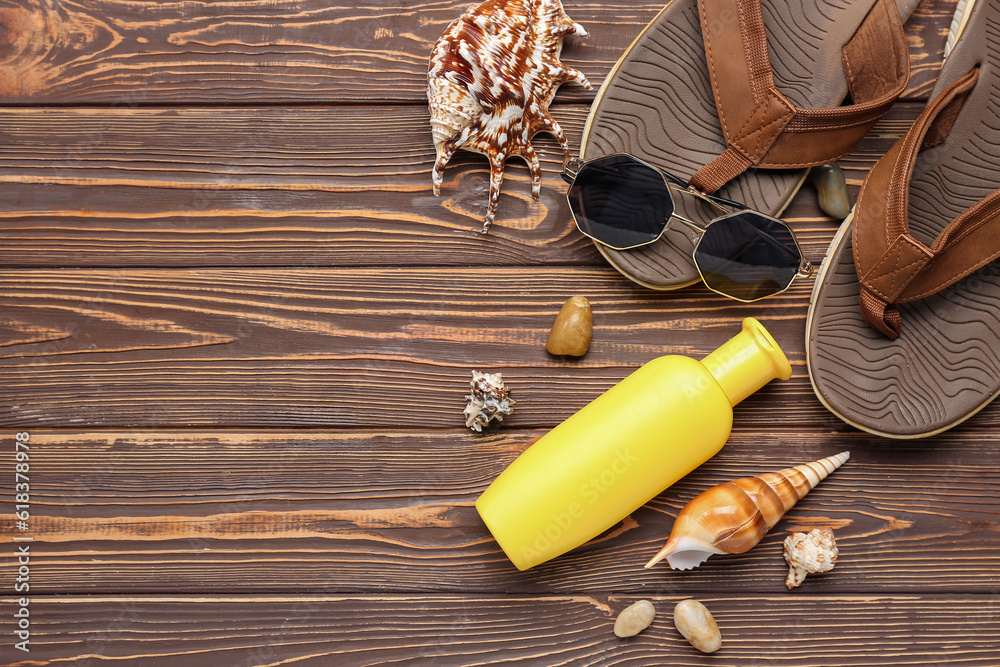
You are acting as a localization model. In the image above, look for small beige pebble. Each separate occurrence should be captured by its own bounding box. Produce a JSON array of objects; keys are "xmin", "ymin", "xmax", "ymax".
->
[
  {"xmin": 546, "ymin": 296, "xmax": 592, "ymax": 357},
  {"xmin": 810, "ymin": 164, "xmax": 851, "ymax": 220},
  {"xmin": 673, "ymin": 599, "xmax": 721, "ymax": 653},
  {"xmin": 613, "ymin": 599, "xmax": 656, "ymax": 638}
]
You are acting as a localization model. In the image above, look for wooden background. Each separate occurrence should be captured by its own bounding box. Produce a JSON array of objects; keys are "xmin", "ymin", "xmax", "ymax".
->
[{"xmin": 3, "ymin": 0, "xmax": 999, "ymax": 664}]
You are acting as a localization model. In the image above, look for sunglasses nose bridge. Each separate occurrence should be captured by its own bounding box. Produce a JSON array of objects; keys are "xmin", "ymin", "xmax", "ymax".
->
[{"xmin": 670, "ymin": 212, "xmax": 708, "ymax": 234}]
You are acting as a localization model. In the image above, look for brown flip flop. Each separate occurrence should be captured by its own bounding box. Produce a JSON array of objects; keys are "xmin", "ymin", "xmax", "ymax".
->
[
  {"xmin": 579, "ymin": 0, "xmax": 919, "ymax": 290},
  {"xmin": 807, "ymin": 0, "xmax": 1000, "ymax": 438}
]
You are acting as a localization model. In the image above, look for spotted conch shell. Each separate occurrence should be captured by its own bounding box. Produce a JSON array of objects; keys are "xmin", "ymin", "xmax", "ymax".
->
[
  {"xmin": 645, "ymin": 452, "xmax": 850, "ymax": 571},
  {"xmin": 428, "ymin": 0, "xmax": 591, "ymax": 233}
]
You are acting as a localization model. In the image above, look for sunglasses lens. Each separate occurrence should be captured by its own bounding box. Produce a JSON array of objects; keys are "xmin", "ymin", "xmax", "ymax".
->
[
  {"xmin": 694, "ymin": 212, "xmax": 801, "ymax": 301},
  {"xmin": 567, "ymin": 155, "xmax": 673, "ymax": 249}
]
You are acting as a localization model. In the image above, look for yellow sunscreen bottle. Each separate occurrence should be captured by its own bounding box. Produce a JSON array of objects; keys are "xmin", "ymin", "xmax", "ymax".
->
[{"xmin": 476, "ymin": 317, "xmax": 792, "ymax": 570}]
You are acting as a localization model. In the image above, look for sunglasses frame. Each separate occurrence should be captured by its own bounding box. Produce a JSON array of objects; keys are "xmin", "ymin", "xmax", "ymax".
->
[{"xmin": 563, "ymin": 153, "xmax": 814, "ymax": 302}]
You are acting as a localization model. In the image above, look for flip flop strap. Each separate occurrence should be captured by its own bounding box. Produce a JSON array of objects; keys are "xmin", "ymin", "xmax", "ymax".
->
[
  {"xmin": 853, "ymin": 66, "xmax": 1000, "ymax": 339},
  {"xmin": 689, "ymin": 0, "xmax": 910, "ymax": 194}
]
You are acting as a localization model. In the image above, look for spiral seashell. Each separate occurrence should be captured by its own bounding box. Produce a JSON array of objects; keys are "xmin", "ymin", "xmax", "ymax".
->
[
  {"xmin": 427, "ymin": 0, "xmax": 591, "ymax": 233},
  {"xmin": 645, "ymin": 452, "xmax": 850, "ymax": 570},
  {"xmin": 464, "ymin": 370, "xmax": 515, "ymax": 432}
]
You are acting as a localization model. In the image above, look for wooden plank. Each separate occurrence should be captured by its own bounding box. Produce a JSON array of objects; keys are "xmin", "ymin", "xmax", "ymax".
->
[
  {"xmin": 3, "ymin": 264, "xmax": 1000, "ymax": 430},
  {"xmin": 2, "ymin": 594, "xmax": 998, "ymax": 665},
  {"xmin": 0, "ymin": 0, "xmax": 951, "ymax": 105},
  {"xmin": 0, "ymin": 105, "xmax": 602, "ymax": 267},
  {"xmin": 0, "ymin": 103, "xmax": 921, "ymax": 267},
  {"xmin": 2, "ymin": 430, "xmax": 997, "ymax": 593},
  {"xmin": 0, "ymin": 265, "xmax": 841, "ymax": 428}
]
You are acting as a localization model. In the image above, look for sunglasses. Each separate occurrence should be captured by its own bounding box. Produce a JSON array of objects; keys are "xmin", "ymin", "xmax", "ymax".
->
[{"xmin": 562, "ymin": 154, "xmax": 814, "ymax": 302}]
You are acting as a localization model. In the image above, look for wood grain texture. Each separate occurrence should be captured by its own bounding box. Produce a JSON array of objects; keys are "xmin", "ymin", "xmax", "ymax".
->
[
  {"xmin": 4, "ymin": 264, "xmax": 1000, "ymax": 430},
  {"xmin": 2, "ymin": 594, "xmax": 998, "ymax": 666},
  {"xmin": 0, "ymin": 104, "xmax": 926, "ymax": 268},
  {"xmin": 0, "ymin": 265, "xmax": 850, "ymax": 428},
  {"xmin": 3, "ymin": 1, "xmax": 994, "ymax": 665},
  {"xmin": 0, "ymin": 0, "xmax": 949, "ymax": 105},
  {"xmin": 0, "ymin": 105, "xmax": 599, "ymax": 267},
  {"xmin": 2, "ymin": 430, "xmax": 998, "ymax": 594}
]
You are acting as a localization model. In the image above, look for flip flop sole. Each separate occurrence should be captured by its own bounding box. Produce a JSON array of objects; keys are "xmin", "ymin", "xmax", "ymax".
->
[
  {"xmin": 579, "ymin": 0, "xmax": 921, "ymax": 290},
  {"xmin": 806, "ymin": 0, "xmax": 1000, "ymax": 439}
]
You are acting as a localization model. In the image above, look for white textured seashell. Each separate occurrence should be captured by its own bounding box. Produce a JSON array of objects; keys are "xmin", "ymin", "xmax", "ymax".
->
[
  {"xmin": 783, "ymin": 527, "xmax": 839, "ymax": 589},
  {"xmin": 464, "ymin": 370, "xmax": 515, "ymax": 431},
  {"xmin": 427, "ymin": 0, "xmax": 591, "ymax": 233},
  {"xmin": 645, "ymin": 452, "xmax": 850, "ymax": 570}
]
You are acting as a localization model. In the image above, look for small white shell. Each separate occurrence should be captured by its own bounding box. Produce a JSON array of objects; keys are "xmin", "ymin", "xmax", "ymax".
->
[
  {"xmin": 783, "ymin": 528, "xmax": 839, "ymax": 589},
  {"xmin": 464, "ymin": 370, "xmax": 515, "ymax": 431}
]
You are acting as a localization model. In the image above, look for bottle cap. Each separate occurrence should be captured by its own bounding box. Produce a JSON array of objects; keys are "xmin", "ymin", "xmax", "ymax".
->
[{"xmin": 700, "ymin": 317, "xmax": 792, "ymax": 406}]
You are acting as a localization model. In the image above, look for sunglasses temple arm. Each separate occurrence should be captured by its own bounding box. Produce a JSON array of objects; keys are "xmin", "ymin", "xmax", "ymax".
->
[
  {"xmin": 650, "ymin": 164, "xmax": 748, "ymax": 211},
  {"xmin": 705, "ymin": 193, "xmax": 749, "ymax": 210},
  {"xmin": 657, "ymin": 168, "xmax": 691, "ymax": 190}
]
